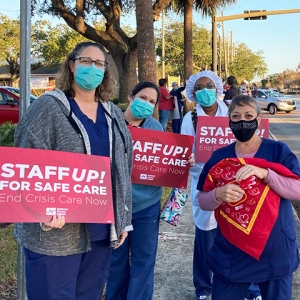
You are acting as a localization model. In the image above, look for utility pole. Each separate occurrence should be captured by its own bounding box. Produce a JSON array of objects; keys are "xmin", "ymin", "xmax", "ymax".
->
[
  {"xmin": 221, "ymin": 11, "xmax": 228, "ymax": 79},
  {"xmin": 161, "ymin": 9, "xmax": 165, "ymax": 78},
  {"xmin": 211, "ymin": 9, "xmax": 300, "ymax": 73},
  {"xmin": 230, "ymin": 31, "xmax": 233, "ymax": 63},
  {"xmin": 217, "ymin": 33, "xmax": 221, "ymax": 77},
  {"xmin": 18, "ymin": 0, "xmax": 31, "ymax": 299},
  {"xmin": 227, "ymin": 31, "xmax": 231, "ymax": 65},
  {"xmin": 211, "ymin": 9, "xmax": 217, "ymax": 75}
]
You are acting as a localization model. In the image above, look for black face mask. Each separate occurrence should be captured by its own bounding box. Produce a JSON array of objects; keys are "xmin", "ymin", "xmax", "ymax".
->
[{"xmin": 229, "ymin": 118, "xmax": 258, "ymax": 142}]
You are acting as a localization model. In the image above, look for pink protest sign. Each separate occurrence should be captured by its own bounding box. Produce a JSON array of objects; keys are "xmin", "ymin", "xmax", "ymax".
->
[
  {"xmin": 129, "ymin": 127, "xmax": 194, "ymax": 189},
  {"xmin": 0, "ymin": 147, "xmax": 114, "ymax": 223},
  {"xmin": 195, "ymin": 116, "xmax": 269, "ymax": 162}
]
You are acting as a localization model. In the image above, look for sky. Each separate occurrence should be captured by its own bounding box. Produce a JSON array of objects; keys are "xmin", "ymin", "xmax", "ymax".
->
[{"xmin": 1, "ymin": 0, "xmax": 299, "ymax": 80}]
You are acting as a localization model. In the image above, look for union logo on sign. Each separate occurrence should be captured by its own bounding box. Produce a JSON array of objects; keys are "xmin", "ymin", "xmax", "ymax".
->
[{"xmin": 46, "ymin": 208, "xmax": 56, "ymax": 215}]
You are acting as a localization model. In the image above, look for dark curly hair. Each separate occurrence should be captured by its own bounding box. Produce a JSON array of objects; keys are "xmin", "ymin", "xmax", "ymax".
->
[{"xmin": 55, "ymin": 42, "xmax": 117, "ymax": 102}]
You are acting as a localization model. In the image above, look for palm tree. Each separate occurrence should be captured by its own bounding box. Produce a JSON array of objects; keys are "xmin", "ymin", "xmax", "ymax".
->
[
  {"xmin": 136, "ymin": 0, "xmax": 157, "ymax": 83},
  {"xmin": 136, "ymin": 0, "xmax": 159, "ymax": 119},
  {"xmin": 169, "ymin": 0, "xmax": 238, "ymax": 112}
]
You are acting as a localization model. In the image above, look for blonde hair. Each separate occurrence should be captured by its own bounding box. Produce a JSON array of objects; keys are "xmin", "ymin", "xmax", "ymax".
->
[{"xmin": 55, "ymin": 42, "xmax": 117, "ymax": 102}]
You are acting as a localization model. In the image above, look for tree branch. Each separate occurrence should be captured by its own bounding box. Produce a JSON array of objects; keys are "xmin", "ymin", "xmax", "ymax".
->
[
  {"xmin": 50, "ymin": 0, "xmax": 129, "ymax": 54},
  {"xmin": 152, "ymin": 0, "xmax": 171, "ymax": 21},
  {"xmin": 94, "ymin": 0, "xmax": 110, "ymax": 20},
  {"xmin": 75, "ymin": 0, "xmax": 85, "ymax": 33}
]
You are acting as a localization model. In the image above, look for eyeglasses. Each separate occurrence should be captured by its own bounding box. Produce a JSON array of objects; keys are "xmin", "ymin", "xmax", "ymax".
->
[
  {"xmin": 194, "ymin": 84, "xmax": 215, "ymax": 91},
  {"xmin": 74, "ymin": 57, "xmax": 107, "ymax": 69}
]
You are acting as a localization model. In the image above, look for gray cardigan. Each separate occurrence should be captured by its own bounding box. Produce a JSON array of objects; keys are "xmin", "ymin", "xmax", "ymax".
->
[{"xmin": 14, "ymin": 89, "xmax": 133, "ymax": 256}]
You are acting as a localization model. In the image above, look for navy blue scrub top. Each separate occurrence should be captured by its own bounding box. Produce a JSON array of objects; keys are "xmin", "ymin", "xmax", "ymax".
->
[{"xmin": 68, "ymin": 97, "xmax": 110, "ymax": 241}]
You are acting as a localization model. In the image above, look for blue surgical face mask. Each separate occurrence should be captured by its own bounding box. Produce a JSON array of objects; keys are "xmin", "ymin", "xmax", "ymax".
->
[
  {"xmin": 195, "ymin": 89, "xmax": 216, "ymax": 107},
  {"xmin": 174, "ymin": 87, "xmax": 178, "ymax": 91},
  {"xmin": 130, "ymin": 98, "xmax": 154, "ymax": 119},
  {"xmin": 74, "ymin": 65, "xmax": 104, "ymax": 90}
]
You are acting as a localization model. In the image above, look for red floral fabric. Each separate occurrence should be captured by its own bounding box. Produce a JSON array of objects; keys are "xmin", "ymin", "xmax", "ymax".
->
[{"xmin": 203, "ymin": 157, "xmax": 298, "ymax": 260}]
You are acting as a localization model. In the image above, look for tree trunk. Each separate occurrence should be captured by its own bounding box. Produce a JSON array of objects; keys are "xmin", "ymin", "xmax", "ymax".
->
[
  {"xmin": 48, "ymin": 0, "xmax": 169, "ymax": 103},
  {"xmin": 110, "ymin": 48, "xmax": 138, "ymax": 103},
  {"xmin": 136, "ymin": 0, "xmax": 158, "ymax": 119},
  {"xmin": 183, "ymin": 0, "xmax": 194, "ymax": 113},
  {"xmin": 136, "ymin": 0, "xmax": 157, "ymax": 84}
]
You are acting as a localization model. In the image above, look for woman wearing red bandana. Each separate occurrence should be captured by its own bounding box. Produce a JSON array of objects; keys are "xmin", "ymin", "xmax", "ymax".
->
[{"xmin": 197, "ymin": 95, "xmax": 300, "ymax": 300}]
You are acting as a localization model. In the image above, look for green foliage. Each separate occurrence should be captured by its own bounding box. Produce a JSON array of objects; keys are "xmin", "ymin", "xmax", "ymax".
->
[
  {"xmin": 227, "ymin": 43, "xmax": 267, "ymax": 83},
  {"xmin": 155, "ymin": 22, "xmax": 267, "ymax": 82},
  {"xmin": 262, "ymin": 69, "xmax": 300, "ymax": 91},
  {"xmin": 0, "ymin": 124, "xmax": 17, "ymax": 282},
  {"xmin": 0, "ymin": 14, "xmax": 20, "ymax": 65},
  {"xmin": 32, "ymin": 21, "xmax": 92, "ymax": 67},
  {"xmin": 0, "ymin": 13, "xmax": 23, "ymax": 82},
  {"xmin": 155, "ymin": 22, "xmax": 212, "ymax": 78},
  {"xmin": 117, "ymin": 103, "xmax": 128, "ymax": 112},
  {"xmin": 0, "ymin": 123, "xmax": 16, "ymax": 147}
]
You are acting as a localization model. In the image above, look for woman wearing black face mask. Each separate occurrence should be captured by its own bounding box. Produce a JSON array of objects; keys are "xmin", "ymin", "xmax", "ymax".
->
[{"xmin": 196, "ymin": 95, "xmax": 300, "ymax": 300}]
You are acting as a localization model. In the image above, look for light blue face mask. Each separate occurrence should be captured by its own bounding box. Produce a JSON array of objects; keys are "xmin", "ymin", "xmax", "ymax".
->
[
  {"xmin": 74, "ymin": 65, "xmax": 104, "ymax": 90},
  {"xmin": 195, "ymin": 89, "xmax": 216, "ymax": 107},
  {"xmin": 131, "ymin": 98, "xmax": 154, "ymax": 119}
]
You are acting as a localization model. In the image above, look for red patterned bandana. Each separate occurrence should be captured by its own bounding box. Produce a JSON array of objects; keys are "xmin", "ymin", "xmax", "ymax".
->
[{"xmin": 203, "ymin": 157, "xmax": 298, "ymax": 260}]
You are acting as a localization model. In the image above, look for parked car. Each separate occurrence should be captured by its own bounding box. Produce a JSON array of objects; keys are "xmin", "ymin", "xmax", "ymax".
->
[
  {"xmin": 261, "ymin": 88, "xmax": 280, "ymax": 93},
  {"xmin": 0, "ymin": 86, "xmax": 37, "ymax": 124},
  {"xmin": 252, "ymin": 89, "xmax": 296, "ymax": 115},
  {"xmin": 223, "ymin": 89, "xmax": 296, "ymax": 115}
]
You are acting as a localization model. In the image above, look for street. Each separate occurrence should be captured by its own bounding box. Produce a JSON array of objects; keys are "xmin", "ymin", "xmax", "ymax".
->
[
  {"xmin": 263, "ymin": 94, "xmax": 300, "ymax": 161},
  {"xmin": 262, "ymin": 94, "xmax": 300, "ymax": 299}
]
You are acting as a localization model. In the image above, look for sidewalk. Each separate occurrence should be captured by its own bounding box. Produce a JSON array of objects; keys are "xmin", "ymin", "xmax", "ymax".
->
[
  {"xmin": 154, "ymin": 177, "xmax": 195, "ymax": 300},
  {"xmin": 154, "ymin": 176, "xmax": 300, "ymax": 299}
]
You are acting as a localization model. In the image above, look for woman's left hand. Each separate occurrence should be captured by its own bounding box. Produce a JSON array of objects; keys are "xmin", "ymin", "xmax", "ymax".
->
[
  {"xmin": 187, "ymin": 153, "xmax": 195, "ymax": 167},
  {"xmin": 114, "ymin": 231, "xmax": 128, "ymax": 249},
  {"xmin": 235, "ymin": 164, "xmax": 268, "ymax": 182}
]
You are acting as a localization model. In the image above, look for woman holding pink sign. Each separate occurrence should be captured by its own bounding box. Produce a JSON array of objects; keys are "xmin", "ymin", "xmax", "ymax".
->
[
  {"xmin": 14, "ymin": 42, "xmax": 133, "ymax": 300},
  {"xmin": 106, "ymin": 81, "xmax": 194, "ymax": 300},
  {"xmin": 181, "ymin": 70, "xmax": 228, "ymax": 300}
]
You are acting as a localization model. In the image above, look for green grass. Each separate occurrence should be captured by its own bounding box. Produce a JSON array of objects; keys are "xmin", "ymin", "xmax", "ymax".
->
[
  {"xmin": 0, "ymin": 189, "xmax": 172, "ymax": 283},
  {"xmin": 0, "ymin": 123, "xmax": 18, "ymax": 298},
  {"xmin": 0, "ymin": 225, "xmax": 17, "ymax": 281}
]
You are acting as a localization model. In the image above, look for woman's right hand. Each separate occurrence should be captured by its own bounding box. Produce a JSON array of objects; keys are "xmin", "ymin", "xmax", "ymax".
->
[
  {"xmin": 43, "ymin": 215, "xmax": 65, "ymax": 229},
  {"xmin": 215, "ymin": 184, "xmax": 245, "ymax": 203}
]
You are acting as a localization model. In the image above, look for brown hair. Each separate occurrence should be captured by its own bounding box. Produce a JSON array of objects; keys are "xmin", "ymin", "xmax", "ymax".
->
[
  {"xmin": 131, "ymin": 81, "xmax": 161, "ymax": 105},
  {"xmin": 55, "ymin": 42, "xmax": 117, "ymax": 102}
]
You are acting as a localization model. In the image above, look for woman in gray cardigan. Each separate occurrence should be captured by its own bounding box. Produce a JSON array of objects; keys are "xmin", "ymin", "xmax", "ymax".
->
[{"xmin": 14, "ymin": 42, "xmax": 133, "ymax": 300}]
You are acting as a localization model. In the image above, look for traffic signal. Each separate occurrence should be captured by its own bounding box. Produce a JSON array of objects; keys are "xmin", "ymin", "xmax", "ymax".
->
[{"xmin": 244, "ymin": 10, "xmax": 267, "ymax": 20}]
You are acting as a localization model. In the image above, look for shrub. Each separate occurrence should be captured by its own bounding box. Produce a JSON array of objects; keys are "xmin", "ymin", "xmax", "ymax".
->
[
  {"xmin": 117, "ymin": 103, "xmax": 128, "ymax": 112},
  {"xmin": 0, "ymin": 123, "xmax": 16, "ymax": 147}
]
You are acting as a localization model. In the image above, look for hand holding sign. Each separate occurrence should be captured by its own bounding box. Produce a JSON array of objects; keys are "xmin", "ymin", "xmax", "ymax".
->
[
  {"xmin": 0, "ymin": 147, "xmax": 114, "ymax": 223},
  {"xmin": 129, "ymin": 127, "xmax": 194, "ymax": 188}
]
